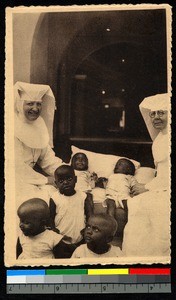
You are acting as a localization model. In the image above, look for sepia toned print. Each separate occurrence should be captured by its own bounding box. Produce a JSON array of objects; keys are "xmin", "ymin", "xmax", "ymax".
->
[{"xmin": 5, "ymin": 4, "xmax": 171, "ymax": 266}]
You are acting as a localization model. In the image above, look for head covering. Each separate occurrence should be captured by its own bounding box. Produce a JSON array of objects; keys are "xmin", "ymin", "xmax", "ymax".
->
[
  {"xmin": 14, "ymin": 82, "xmax": 56, "ymax": 148},
  {"xmin": 139, "ymin": 93, "xmax": 170, "ymax": 141}
]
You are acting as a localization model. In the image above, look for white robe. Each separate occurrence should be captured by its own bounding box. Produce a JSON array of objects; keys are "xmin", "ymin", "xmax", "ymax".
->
[
  {"xmin": 52, "ymin": 190, "xmax": 87, "ymax": 244},
  {"xmin": 122, "ymin": 131, "xmax": 170, "ymax": 258},
  {"xmin": 15, "ymin": 137, "xmax": 62, "ymax": 205}
]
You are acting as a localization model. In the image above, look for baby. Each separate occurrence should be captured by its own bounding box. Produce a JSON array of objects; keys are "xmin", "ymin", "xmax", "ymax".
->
[
  {"xmin": 17, "ymin": 198, "xmax": 64, "ymax": 259},
  {"xmin": 106, "ymin": 158, "xmax": 137, "ymax": 217},
  {"xmin": 71, "ymin": 152, "xmax": 97, "ymax": 192},
  {"xmin": 49, "ymin": 165, "xmax": 94, "ymax": 258},
  {"xmin": 72, "ymin": 214, "xmax": 122, "ymax": 258}
]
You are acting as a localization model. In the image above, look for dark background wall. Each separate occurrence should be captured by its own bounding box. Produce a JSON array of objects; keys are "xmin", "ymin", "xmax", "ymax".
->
[{"xmin": 13, "ymin": 9, "xmax": 168, "ymax": 167}]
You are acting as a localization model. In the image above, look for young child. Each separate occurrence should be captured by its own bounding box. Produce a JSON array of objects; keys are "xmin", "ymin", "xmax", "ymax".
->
[
  {"xmin": 71, "ymin": 214, "xmax": 122, "ymax": 258},
  {"xmin": 49, "ymin": 165, "xmax": 94, "ymax": 258},
  {"xmin": 16, "ymin": 198, "xmax": 64, "ymax": 259},
  {"xmin": 71, "ymin": 152, "xmax": 97, "ymax": 192},
  {"xmin": 106, "ymin": 158, "xmax": 137, "ymax": 217}
]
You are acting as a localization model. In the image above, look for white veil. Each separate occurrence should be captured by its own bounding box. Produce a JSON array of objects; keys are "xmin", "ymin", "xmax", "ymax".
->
[
  {"xmin": 14, "ymin": 82, "xmax": 56, "ymax": 148},
  {"xmin": 139, "ymin": 93, "xmax": 170, "ymax": 141}
]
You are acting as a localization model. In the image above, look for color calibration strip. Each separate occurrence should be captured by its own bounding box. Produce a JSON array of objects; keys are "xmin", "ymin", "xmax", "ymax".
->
[{"xmin": 7, "ymin": 268, "xmax": 171, "ymax": 294}]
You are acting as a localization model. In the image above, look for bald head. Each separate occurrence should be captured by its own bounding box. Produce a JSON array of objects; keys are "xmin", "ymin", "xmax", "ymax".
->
[
  {"xmin": 114, "ymin": 158, "xmax": 135, "ymax": 175},
  {"xmin": 89, "ymin": 214, "xmax": 118, "ymax": 237},
  {"xmin": 54, "ymin": 165, "xmax": 75, "ymax": 179},
  {"xmin": 54, "ymin": 165, "xmax": 77, "ymax": 195},
  {"xmin": 17, "ymin": 198, "xmax": 50, "ymax": 223}
]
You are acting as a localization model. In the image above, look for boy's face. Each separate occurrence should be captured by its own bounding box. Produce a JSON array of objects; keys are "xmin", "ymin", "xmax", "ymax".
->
[
  {"xmin": 18, "ymin": 211, "xmax": 44, "ymax": 236},
  {"xmin": 84, "ymin": 216, "xmax": 111, "ymax": 245},
  {"xmin": 72, "ymin": 153, "xmax": 88, "ymax": 171},
  {"xmin": 55, "ymin": 168, "xmax": 77, "ymax": 196}
]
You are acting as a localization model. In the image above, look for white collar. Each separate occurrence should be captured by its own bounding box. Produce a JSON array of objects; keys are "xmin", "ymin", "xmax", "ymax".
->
[{"xmin": 15, "ymin": 115, "xmax": 49, "ymax": 149}]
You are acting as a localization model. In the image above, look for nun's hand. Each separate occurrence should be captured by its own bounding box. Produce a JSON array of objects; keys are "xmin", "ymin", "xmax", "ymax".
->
[{"xmin": 131, "ymin": 183, "xmax": 148, "ymax": 196}]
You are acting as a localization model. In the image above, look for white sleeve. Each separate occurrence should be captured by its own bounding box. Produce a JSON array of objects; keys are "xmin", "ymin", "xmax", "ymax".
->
[
  {"xmin": 145, "ymin": 176, "xmax": 167, "ymax": 191},
  {"xmin": 38, "ymin": 145, "xmax": 63, "ymax": 176},
  {"xmin": 130, "ymin": 176, "xmax": 138, "ymax": 187},
  {"xmin": 15, "ymin": 138, "xmax": 48, "ymax": 185}
]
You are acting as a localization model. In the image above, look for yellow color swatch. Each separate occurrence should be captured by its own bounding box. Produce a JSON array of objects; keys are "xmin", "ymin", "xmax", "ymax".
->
[{"xmin": 88, "ymin": 269, "xmax": 129, "ymax": 275}]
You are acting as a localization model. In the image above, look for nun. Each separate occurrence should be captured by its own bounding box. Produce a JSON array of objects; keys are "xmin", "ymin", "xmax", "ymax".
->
[
  {"xmin": 14, "ymin": 82, "xmax": 62, "ymax": 204},
  {"xmin": 122, "ymin": 93, "xmax": 171, "ymax": 259}
]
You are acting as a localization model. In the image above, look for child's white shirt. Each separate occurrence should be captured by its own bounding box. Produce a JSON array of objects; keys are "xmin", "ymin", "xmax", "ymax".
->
[
  {"xmin": 71, "ymin": 244, "xmax": 123, "ymax": 258},
  {"xmin": 18, "ymin": 229, "xmax": 63, "ymax": 259},
  {"xmin": 106, "ymin": 174, "xmax": 137, "ymax": 207},
  {"xmin": 74, "ymin": 170, "xmax": 95, "ymax": 192},
  {"xmin": 51, "ymin": 190, "xmax": 87, "ymax": 244}
]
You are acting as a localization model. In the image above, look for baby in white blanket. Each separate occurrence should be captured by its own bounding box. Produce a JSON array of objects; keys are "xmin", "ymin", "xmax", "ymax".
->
[
  {"xmin": 71, "ymin": 152, "xmax": 97, "ymax": 192},
  {"xmin": 106, "ymin": 158, "xmax": 137, "ymax": 217}
]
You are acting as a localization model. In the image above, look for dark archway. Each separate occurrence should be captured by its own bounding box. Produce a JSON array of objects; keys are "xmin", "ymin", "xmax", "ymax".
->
[
  {"xmin": 56, "ymin": 10, "xmax": 167, "ymax": 138},
  {"xmin": 70, "ymin": 42, "xmax": 160, "ymax": 138},
  {"xmin": 30, "ymin": 10, "xmax": 167, "ymax": 165}
]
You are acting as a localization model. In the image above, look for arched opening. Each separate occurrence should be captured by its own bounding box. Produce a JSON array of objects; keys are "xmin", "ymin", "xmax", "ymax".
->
[
  {"xmin": 29, "ymin": 10, "xmax": 167, "ymax": 165},
  {"xmin": 70, "ymin": 42, "xmax": 159, "ymax": 138}
]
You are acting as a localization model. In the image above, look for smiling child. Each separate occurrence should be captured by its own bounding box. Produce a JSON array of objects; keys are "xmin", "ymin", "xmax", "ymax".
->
[{"xmin": 71, "ymin": 153, "xmax": 97, "ymax": 192}]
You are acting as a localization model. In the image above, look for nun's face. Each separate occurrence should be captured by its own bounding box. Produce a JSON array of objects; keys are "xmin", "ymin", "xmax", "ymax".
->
[
  {"xmin": 150, "ymin": 110, "xmax": 168, "ymax": 131},
  {"xmin": 23, "ymin": 101, "xmax": 42, "ymax": 121}
]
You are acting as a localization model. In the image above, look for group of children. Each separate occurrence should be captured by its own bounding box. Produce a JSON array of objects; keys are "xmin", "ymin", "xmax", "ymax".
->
[{"xmin": 17, "ymin": 152, "xmax": 137, "ymax": 259}]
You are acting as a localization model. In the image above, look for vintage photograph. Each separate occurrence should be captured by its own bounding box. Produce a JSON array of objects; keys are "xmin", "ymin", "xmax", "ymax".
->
[{"xmin": 5, "ymin": 4, "xmax": 171, "ymax": 266}]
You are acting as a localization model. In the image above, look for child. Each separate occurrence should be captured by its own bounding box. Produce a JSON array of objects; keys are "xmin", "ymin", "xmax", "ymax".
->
[
  {"xmin": 106, "ymin": 158, "xmax": 137, "ymax": 217},
  {"xmin": 49, "ymin": 165, "xmax": 94, "ymax": 258},
  {"xmin": 71, "ymin": 152, "xmax": 97, "ymax": 192},
  {"xmin": 16, "ymin": 198, "xmax": 64, "ymax": 259},
  {"xmin": 71, "ymin": 214, "xmax": 122, "ymax": 258}
]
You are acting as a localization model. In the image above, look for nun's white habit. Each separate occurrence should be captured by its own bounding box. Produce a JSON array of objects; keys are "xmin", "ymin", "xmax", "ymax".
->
[
  {"xmin": 14, "ymin": 82, "xmax": 62, "ymax": 205},
  {"xmin": 122, "ymin": 94, "xmax": 170, "ymax": 259}
]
